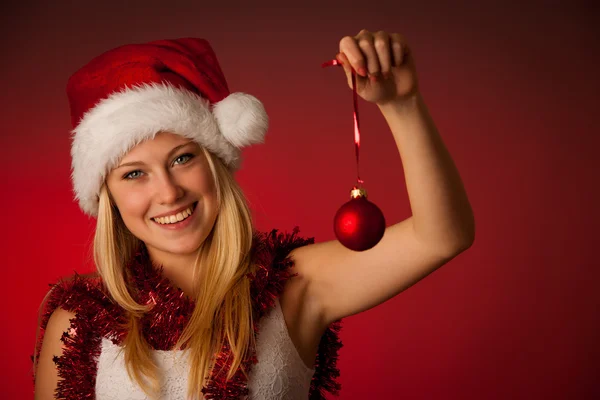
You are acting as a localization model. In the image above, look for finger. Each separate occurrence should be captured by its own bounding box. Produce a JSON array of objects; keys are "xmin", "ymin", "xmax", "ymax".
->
[
  {"xmin": 390, "ymin": 33, "xmax": 408, "ymax": 67},
  {"xmin": 336, "ymin": 52, "xmax": 353, "ymax": 87},
  {"xmin": 355, "ymin": 30, "xmax": 381, "ymax": 78},
  {"xmin": 339, "ymin": 35, "xmax": 368, "ymax": 77},
  {"xmin": 373, "ymin": 31, "xmax": 392, "ymax": 78},
  {"xmin": 336, "ymin": 52, "xmax": 367, "ymax": 92}
]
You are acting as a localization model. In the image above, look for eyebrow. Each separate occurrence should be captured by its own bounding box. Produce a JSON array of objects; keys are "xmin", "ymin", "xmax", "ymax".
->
[{"xmin": 116, "ymin": 141, "xmax": 195, "ymax": 169}]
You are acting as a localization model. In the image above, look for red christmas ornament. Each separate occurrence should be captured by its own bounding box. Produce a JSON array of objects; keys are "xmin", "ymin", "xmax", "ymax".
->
[
  {"xmin": 334, "ymin": 186, "xmax": 385, "ymax": 251},
  {"xmin": 322, "ymin": 57, "xmax": 386, "ymax": 251}
]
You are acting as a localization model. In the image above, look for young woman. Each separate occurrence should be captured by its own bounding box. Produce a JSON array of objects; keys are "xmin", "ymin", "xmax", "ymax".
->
[{"xmin": 33, "ymin": 30, "xmax": 475, "ymax": 399}]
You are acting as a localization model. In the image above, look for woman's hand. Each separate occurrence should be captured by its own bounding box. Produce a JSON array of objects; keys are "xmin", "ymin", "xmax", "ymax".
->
[{"xmin": 337, "ymin": 29, "xmax": 419, "ymax": 106}]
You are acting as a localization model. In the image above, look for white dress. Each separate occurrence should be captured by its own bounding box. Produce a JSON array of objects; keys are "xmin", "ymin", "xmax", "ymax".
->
[
  {"xmin": 95, "ymin": 298, "xmax": 316, "ymax": 400},
  {"xmin": 33, "ymin": 229, "xmax": 343, "ymax": 399}
]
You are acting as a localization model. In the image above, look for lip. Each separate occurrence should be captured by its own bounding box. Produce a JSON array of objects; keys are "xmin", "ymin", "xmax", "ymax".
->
[
  {"xmin": 151, "ymin": 201, "xmax": 199, "ymax": 231},
  {"xmin": 150, "ymin": 201, "xmax": 197, "ymax": 219}
]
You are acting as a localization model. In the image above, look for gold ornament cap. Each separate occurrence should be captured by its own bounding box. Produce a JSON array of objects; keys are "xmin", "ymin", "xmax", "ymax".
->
[{"xmin": 350, "ymin": 186, "xmax": 368, "ymax": 199}]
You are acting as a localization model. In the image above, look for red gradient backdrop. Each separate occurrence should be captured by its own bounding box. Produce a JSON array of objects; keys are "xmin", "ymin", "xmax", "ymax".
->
[{"xmin": 1, "ymin": 0, "xmax": 598, "ymax": 398}]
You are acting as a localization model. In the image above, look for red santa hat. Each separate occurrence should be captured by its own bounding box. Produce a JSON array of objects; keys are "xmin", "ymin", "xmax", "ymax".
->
[{"xmin": 67, "ymin": 37, "xmax": 268, "ymax": 217}]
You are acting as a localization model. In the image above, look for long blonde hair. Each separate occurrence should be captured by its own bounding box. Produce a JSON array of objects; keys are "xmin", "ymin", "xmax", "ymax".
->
[{"xmin": 94, "ymin": 146, "xmax": 257, "ymax": 399}]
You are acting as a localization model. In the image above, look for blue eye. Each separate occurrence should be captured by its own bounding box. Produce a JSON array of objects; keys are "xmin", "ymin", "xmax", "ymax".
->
[
  {"xmin": 174, "ymin": 153, "xmax": 194, "ymax": 165},
  {"xmin": 123, "ymin": 170, "xmax": 143, "ymax": 180},
  {"xmin": 121, "ymin": 153, "xmax": 194, "ymax": 180}
]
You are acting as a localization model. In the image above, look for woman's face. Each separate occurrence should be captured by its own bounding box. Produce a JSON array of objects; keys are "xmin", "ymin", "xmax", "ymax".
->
[{"xmin": 106, "ymin": 132, "xmax": 219, "ymax": 257}]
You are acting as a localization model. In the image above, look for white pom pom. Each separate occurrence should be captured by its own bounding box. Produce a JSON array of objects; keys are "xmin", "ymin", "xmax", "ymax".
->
[{"xmin": 212, "ymin": 92, "xmax": 269, "ymax": 148}]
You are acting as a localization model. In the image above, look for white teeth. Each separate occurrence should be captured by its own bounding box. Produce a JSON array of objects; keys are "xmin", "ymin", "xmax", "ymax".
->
[{"xmin": 153, "ymin": 204, "xmax": 195, "ymax": 225}]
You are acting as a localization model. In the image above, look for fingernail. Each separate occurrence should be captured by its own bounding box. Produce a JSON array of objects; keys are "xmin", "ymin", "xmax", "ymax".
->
[{"xmin": 358, "ymin": 67, "xmax": 368, "ymax": 77}]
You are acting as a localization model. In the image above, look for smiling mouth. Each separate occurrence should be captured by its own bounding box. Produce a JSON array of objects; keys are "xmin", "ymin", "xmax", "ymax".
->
[{"xmin": 151, "ymin": 201, "xmax": 198, "ymax": 225}]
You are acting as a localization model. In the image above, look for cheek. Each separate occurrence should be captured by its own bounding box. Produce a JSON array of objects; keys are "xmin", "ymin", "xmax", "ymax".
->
[
  {"xmin": 200, "ymin": 174, "xmax": 217, "ymax": 195},
  {"xmin": 189, "ymin": 165, "xmax": 217, "ymax": 195},
  {"xmin": 115, "ymin": 190, "xmax": 150, "ymax": 221}
]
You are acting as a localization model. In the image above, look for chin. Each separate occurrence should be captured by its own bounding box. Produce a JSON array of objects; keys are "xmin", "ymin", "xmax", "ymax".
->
[
  {"xmin": 150, "ymin": 230, "xmax": 210, "ymax": 255},
  {"xmin": 159, "ymin": 239, "xmax": 203, "ymax": 256}
]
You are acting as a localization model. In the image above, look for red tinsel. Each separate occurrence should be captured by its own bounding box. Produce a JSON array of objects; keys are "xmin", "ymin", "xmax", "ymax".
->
[{"xmin": 32, "ymin": 227, "xmax": 343, "ymax": 399}]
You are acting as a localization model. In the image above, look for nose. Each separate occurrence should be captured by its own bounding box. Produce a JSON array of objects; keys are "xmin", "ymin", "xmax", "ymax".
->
[{"xmin": 154, "ymin": 170, "xmax": 185, "ymax": 205}]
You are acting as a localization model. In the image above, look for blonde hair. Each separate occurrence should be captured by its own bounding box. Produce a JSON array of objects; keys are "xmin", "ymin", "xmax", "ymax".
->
[{"xmin": 94, "ymin": 146, "xmax": 257, "ymax": 399}]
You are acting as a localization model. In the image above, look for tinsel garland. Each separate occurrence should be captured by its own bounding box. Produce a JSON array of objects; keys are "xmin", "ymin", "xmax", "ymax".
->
[{"xmin": 32, "ymin": 227, "xmax": 343, "ymax": 399}]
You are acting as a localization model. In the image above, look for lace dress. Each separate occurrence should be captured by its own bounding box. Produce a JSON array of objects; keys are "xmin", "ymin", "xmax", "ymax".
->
[
  {"xmin": 33, "ymin": 228, "xmax": 343, "ymax": 399},
  {"xmin": 95, "ymin": 298, "xmax": 316, "ymax": 399}
]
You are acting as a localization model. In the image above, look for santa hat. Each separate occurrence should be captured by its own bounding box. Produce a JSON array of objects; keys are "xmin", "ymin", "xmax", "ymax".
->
[{"xmin": 67, "ymin": 37, "xmax": 268, "ymax": 217}]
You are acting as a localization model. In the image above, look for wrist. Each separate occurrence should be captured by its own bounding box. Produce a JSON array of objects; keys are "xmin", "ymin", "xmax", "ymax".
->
[{"xmin": 376, "ymin": 92, "xmax": 423, "ymax": 116}]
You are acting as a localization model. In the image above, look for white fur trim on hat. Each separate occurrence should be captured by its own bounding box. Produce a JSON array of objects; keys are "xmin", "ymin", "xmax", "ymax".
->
[
  {"xmin": 213, "ymin": 92, "xmax": 269, "ymax": 147},
  {"xmin": 70, "ymin": 82, "xmax": 268, "ymax": 217}
]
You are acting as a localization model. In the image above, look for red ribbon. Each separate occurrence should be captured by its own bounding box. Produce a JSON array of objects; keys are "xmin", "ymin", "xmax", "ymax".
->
[{"xmin": 322, "ymin": 59, "xmax": 364, "ymax": 186}]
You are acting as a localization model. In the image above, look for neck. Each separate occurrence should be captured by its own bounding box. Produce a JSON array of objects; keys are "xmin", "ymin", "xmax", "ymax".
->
[{"xmin": 144, "ymin": 245, "xmax": 200, "ymax": 298}]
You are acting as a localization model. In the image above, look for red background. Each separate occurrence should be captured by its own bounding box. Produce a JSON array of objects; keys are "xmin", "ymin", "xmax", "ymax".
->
[{"xmin": 1, "ymin": 0, "xmax": 598, "ymax": 398}]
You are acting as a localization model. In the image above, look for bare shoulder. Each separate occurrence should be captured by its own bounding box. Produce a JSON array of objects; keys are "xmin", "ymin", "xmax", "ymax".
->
[
  {"xmin": 34, "ymin": 271, "xmax": 102, "ymax": 398},
  {"xmin": 34, "ymin": 307, "xmax": 77, "ymax": 399}
]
